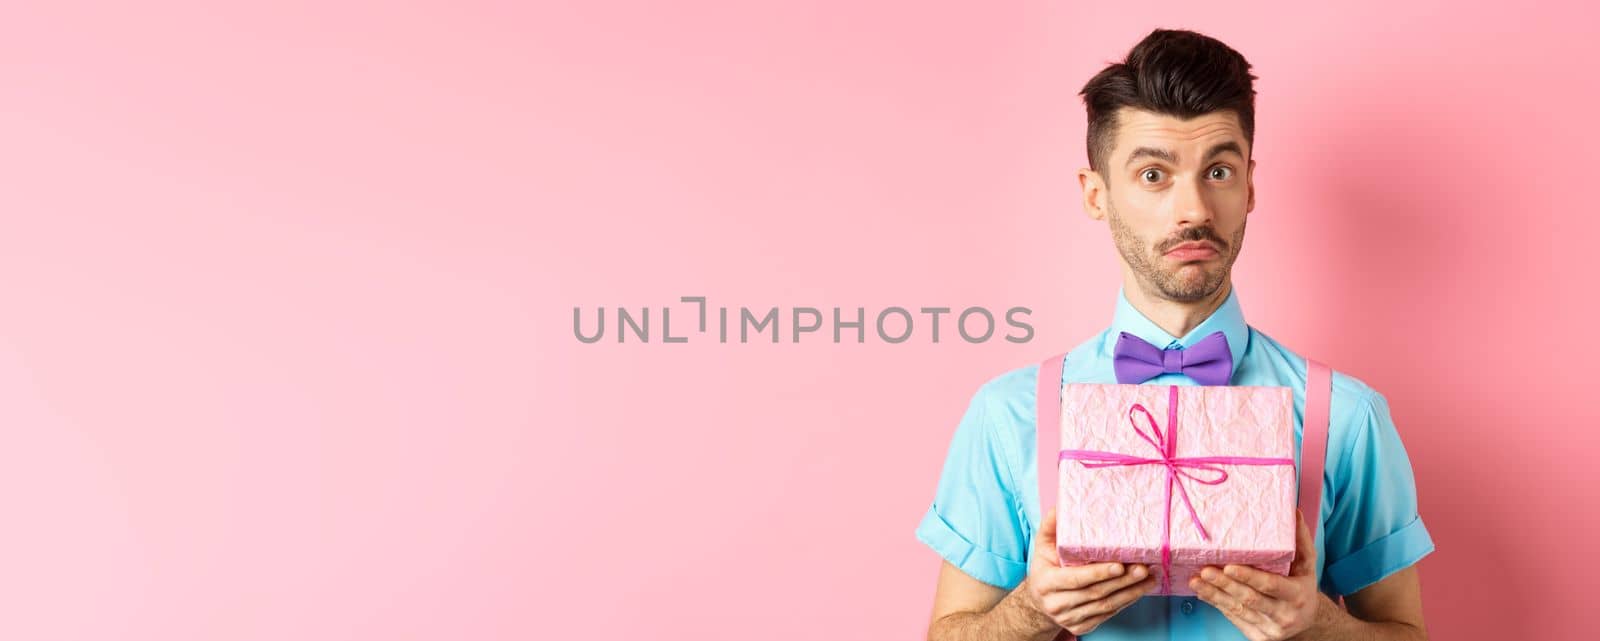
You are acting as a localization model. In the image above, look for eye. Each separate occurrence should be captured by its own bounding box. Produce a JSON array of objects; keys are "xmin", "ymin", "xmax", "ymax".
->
[
  {"xmin": 1208, "ymin": 165, "xmax": 1234, "ymax": 180},
  {"xmin": 1141, "ymin": 168, "xmax": 1165, "ymax": 184}
]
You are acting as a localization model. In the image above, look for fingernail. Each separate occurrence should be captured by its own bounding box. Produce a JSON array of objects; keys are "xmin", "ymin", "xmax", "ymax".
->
[
  {"xmin": 1130, "ymin": 565, "xmax": 1146, "ymax": 578},
  {"xmin": 1110, "ymin": 564, "xmax": 1123, "ymax": 576}
]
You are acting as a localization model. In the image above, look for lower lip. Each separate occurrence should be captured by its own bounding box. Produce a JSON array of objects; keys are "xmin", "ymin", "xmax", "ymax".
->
[{"xmin": 1165, "ymin": 247, "xmax": 1219, "ymax": 261}]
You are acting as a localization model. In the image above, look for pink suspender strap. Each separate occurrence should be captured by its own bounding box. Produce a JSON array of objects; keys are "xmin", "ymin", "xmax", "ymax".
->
[
  {"xmin": 1034, "ymin": 352, "xmax": 1072, "ymax": 640},
  {"xmin": 1300, "ymin": 359, "xmax": 1332, "ymax": 546},
  {"xmin": 1035, "ymin": 351, "xmax": 1068, "ymax": 544}
]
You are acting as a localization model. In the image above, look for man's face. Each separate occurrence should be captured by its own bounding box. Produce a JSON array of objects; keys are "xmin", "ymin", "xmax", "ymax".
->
[{"xmin": 1084, "ymin": 108, "xmax": 1255, "ymax": 303}]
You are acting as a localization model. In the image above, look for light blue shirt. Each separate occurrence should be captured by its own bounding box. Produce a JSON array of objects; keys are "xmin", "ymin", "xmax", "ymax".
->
[{"xmin": 915, "ymin": 286, "xmax": 1435, "ymax": 639}]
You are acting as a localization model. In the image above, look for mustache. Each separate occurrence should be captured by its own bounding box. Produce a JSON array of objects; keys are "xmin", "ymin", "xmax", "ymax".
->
[{"xmin": 1156, "ymin": 226, "xmax": 1227, "ymax": 253}]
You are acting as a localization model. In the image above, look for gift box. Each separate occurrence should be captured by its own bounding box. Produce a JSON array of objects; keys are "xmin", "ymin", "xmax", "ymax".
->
[{"xmin": 1054, "ymin": 383, "xmax": 1297, "ymax": 596}]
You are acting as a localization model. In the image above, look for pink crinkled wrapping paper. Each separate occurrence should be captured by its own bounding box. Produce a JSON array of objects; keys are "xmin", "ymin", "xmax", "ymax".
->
[{"xmin": 1055, "ymin": 384, "xmax": 1296, "ymax": 597}]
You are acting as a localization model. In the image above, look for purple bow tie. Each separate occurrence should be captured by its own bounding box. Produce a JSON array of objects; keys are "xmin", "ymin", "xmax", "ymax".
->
[{"xmin": 1112, "ymin": 331, "xmax": 1233, "ymax": 386}]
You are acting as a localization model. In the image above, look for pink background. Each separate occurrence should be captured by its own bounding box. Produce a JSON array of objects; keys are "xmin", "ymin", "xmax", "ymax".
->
[{"xmin": 2, "ymin": 2, "xmax": 1596, "ymax": 639}]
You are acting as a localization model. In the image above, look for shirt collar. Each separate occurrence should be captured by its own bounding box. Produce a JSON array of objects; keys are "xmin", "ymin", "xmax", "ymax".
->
[{"xmin": 1108, "ymin": 285, "xmax": 1250, "ymax": 381}]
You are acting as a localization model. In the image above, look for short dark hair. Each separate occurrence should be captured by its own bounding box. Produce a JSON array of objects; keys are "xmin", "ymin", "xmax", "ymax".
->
[{"xmin": 1079, "ymin": 29, "xmax": 1258, "ymax": 174}]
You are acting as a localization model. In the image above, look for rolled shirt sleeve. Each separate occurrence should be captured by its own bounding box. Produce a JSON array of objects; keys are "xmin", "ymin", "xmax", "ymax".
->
[
  {"xmin": 915, "ymin": 379, "xmax": 1030, "ymax": 589},
  {"xmin": 1322, "ymin": 388, "xmax": 1437, "ymax": 596}
]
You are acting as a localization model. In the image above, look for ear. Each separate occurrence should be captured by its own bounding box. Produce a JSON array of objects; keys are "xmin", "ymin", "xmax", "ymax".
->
[
  {"xmin": 1245, "ymin": 158, "xmax": 1257, "ymax": 214},
  {"xmin": 1078, "ymin": 168, "xmax": 1108, "ymax": 221}
]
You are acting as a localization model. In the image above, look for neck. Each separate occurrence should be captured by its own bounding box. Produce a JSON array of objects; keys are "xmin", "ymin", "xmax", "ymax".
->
[{"xmin": 1123, "ymin": 277, "xmax": 1232, "ymax": 340}]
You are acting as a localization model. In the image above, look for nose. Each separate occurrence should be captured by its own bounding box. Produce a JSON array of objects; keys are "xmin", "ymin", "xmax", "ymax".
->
[{"xmin": 1172, "ymin": 174, "xmax": 1214, "ymax": 227}]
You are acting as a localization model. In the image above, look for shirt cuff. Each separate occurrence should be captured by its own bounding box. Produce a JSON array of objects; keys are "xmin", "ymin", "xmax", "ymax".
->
[
  {"xmin": 1325, "ymin": 515, "xmax": 1436, "ymax": 596},
  {"xmin": 915, "ymin": 505, "xmax": 1027, "ymax": 590}
]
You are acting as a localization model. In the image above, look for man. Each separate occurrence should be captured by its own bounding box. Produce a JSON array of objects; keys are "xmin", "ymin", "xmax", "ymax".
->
[{"xmin": 916, "ymin": 29, "xmax": 1434, "ymax": 641}]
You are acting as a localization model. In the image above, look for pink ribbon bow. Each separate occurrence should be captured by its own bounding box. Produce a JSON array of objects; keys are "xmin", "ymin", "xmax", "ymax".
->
[{"xmin": 1058, "ymin": 385, "xmax": 1293, "ymax": 594}]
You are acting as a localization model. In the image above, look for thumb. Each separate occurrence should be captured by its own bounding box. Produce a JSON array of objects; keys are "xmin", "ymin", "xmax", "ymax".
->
[
  {"xmin": 1290, "ymin": 508, "xmax": 1317, "ymax": 576},
  {"xmin": 1034, "ymin": 506, "xmax": 1061, "ymax": 565}
]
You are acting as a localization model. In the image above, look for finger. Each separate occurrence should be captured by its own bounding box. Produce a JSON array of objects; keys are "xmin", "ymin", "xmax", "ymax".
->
[
  {"xmin": 1222, "ymin": 564, "xmax": 1296, "ymax": 600},
  {"xmin": 1065, "ymin": 610, "xmax": 1115, "ymax": 637},
  {"xmin": 1041, "ymin": 564, "xmax": 1149, "ymax": 610},
  {"xmin": 1045, "ymin": 562, "xmax": 1130, "ymax": 591},
  {"xmin": 1190, "ymin": 573, "xmax": 1270, "ymax": 626},
  {"xmin": 1190, "ymin": 579, "xmax": 1266, "ymax": 638},
  {"xmin": 1055, "ymin": 575, "xmax": 1156, "ymax": 634},
  {"xmin": 1076, "ymin": 563, "xmax": 1152, "ymax": 602},
  {"xmin": 1032, "ymin": 508, "xmax": 1061, "ymax": 567},
  {"xmin": 1197, "ymin": 567, "xmax": 1285, "ymax": 621},
  {"xmin": 1065, "ymin": 573, "xmax": 1158, "ymax": 620},
  {"xmin": 1290, "ymin": 509, "xmax": 1317, "ymax": 577}
]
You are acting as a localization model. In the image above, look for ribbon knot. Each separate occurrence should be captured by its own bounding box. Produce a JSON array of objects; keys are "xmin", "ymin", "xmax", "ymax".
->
[{"xmin": 1058, "ymin": 385, "xmax": 1294, "ymax": 594}]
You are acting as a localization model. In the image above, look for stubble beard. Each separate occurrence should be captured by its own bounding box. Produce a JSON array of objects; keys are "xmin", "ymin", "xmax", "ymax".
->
[{"xmin": 1106, "ymin": 199, "xmax": 1246, "ymax": 303}]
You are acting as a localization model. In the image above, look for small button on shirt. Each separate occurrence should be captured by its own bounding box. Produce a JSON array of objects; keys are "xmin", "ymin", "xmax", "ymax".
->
[{"xmin": 915, "ymin": 287, "xmax": 1435, "ymax": 640}]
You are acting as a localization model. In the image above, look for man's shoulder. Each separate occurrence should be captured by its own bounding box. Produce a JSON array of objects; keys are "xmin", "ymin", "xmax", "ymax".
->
[{"xmin": 965, "ymin": 358, "xmax": 1039, "ymax": 427}]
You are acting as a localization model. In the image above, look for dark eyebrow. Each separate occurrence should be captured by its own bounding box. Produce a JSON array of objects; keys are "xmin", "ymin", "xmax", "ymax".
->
[
  {"xmin": 1204, "ymin": 140, "xmax": 1244, "ymax": 162},
  {"xmin": 1124, "ymin": 146, "xmax": 1176, "ymax": 168},
  {"xmin": 1123, "ymin": 140, "xmax": 1245, "ymax": 168}
]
